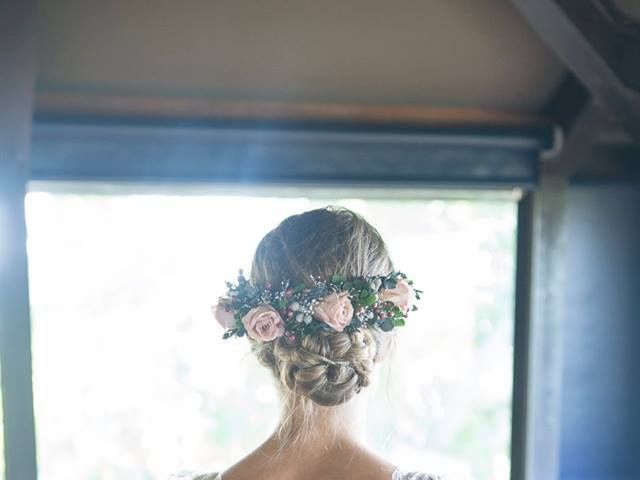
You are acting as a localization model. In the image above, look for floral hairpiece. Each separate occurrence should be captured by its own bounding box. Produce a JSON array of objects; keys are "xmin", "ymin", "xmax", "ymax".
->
[{"xmin": 211, "ymin": 270, "xmax": 421, "ymax": 343}]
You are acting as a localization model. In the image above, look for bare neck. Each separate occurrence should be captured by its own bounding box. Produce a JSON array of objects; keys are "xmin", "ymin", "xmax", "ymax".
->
[{"xmin": 221, "ymin": 393, "xmax": 395, "ymax": 480}]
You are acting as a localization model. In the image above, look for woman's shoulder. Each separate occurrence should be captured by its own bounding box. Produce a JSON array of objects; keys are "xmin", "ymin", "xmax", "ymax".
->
[
  {"xmin": 167, "ymin": 472, "xmax": 219, "ymax": 480},
  {"xmin": 393, "ymin": 468, "xmax": 444, "ymax": 480},
  {"xmin": 168, "ymin": 468, "xmax": 442, "ymax": 480}
]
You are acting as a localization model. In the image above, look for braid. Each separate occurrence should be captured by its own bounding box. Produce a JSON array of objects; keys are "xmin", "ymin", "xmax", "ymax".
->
[{"xmin": 254, "ymin": 330, "xmax": 378, "ymax": 406}]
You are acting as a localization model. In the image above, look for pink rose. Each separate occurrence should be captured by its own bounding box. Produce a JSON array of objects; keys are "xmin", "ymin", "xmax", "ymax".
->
[
  {"xmin": 313, "ymin": 291, "xmax": 354, "ymax": 332},
  {"xmin": 211, "ymin": 298, "xmax": 236, "ymax": 329},
  {"xmin": 242, "ymin": 305, "xmax": 285, "ymax": 342},
  {"xmin": 379, "ymin": 279, "xmax": 415, "ymax": 314}
]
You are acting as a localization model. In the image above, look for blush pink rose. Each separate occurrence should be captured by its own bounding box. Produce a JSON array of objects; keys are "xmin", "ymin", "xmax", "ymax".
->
[
  {"xmin": 379, "ymin": 279, "xmax": 415, "ymax": 314},
  {"xmin": 211, "ymin": 298, "xmax": 236, "ymax": 329},
  {"xmin": 313, "ymin": 291, "xmax": 354, "ymax": 332},
  {"xmin": 242, "ymin": 305, "xmax": 285, "ymax": 342}
]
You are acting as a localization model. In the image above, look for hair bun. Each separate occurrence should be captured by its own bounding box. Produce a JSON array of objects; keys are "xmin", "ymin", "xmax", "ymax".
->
[{"xmin": 256, "ymin": 330, "xmax": 377, "ymax": 406}]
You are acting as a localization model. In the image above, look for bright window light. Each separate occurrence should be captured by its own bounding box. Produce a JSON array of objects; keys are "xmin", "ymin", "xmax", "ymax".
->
[{"xmin": 25, "ymin": 185, "xmax": 516, "ymax": 480}]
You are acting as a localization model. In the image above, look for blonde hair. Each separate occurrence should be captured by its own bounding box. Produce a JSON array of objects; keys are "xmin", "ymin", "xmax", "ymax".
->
[{"xmin": 249, "ymin": 206, "xmax": 394, "ymax": 443}]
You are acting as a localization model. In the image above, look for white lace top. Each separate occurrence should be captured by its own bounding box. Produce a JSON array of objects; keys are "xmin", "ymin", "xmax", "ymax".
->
[{"xmin": 169, "ymin": 468, "xmax": 441, "ymax": 479}]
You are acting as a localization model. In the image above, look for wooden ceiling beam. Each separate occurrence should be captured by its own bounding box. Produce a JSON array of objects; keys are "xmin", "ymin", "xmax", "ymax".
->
[
  {"xmin": 510, "ymin": 0, "xmax": 640, "ymax": 141},
  {"xmin": 542, "ymin": 73, "xmax": 591, "ymax": 135},
  {"xmin": 34, "ymin": 92, "xmax": 549, "ymax": 130}
]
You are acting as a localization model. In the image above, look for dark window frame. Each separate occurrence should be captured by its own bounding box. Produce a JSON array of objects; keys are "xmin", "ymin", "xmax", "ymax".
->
[{"xmin": 3, "ymin": 113, "xmax": 552, "ymax": 480}]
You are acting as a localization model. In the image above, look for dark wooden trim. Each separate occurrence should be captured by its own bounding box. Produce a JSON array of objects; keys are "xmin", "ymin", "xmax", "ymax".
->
[
  {"xmin": 35, "ymin": 93, "xmax": 550, "ymax": 129},
  {"xmin": 542, "ymin": 73, "xmax": 591, "ymax": 135},
  {"xmin": 542, "ymin": 101, "xmax": 606, "ymax": 177},
  {"xmin": 568, "ymin": 143, "xmax": 640, "ymax": 181},
  {"xmin": 559, "ymin": 0, "xmax": 640, "ymax": 92},
  {"xmin": 510, "ymin": 192, "xmax": 534, "ymax": 480},
  {"xmin": 30, "ymin": 121, "xmax": 546, "ymax": 188},
  {"xmin": 0, "ymin": 1, "xmax": 38, "ymax": 479},
  {"xmin": 31, "ymin": 93, "xmax": 552, "ymax": 188},
  {"xmin": 511, "ymin": 0, "xmax": 640, "ymax": 141},
  {"xmin": 527, "ymin": 177, "xmax": 568, "ymax": 480}
]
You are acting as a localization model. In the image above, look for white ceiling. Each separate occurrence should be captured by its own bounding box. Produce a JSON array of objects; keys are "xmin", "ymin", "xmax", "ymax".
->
[{"xmin": 36, "ymin": 0, "xmax": 566, "ymax": 112}]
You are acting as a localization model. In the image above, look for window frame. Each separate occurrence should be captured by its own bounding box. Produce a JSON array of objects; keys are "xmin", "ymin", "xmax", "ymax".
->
[{"xmin": 2, "ymin": 111, "xmax": 554, "ymax": 480}]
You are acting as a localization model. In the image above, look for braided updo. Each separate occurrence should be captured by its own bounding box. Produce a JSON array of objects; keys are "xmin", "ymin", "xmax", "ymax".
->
[{"xmin": 250, "ymin": 207, "xmax": 393, "ymax": 407}]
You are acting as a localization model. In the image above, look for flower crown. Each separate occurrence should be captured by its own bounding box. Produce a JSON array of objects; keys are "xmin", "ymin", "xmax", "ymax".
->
[{"xmin": 211, "ymin": 270, "xmax": 421, "ymax": 343}]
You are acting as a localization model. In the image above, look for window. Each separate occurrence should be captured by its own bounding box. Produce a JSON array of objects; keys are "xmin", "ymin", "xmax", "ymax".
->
[{"xmin": 26, "ymin": 185, "xmax": 516, "ymax": 480}]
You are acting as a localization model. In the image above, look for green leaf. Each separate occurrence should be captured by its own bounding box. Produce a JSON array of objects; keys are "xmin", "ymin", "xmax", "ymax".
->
[
  {"xmin": 379, "ymin": 318, "xmax": 394, "ymax": 332},
  {"xmin": 383, "ymin": 278, "xmax": 397, "ymax": 289},
  {"xmin": 393, "ymin": 317, "xmax": 405, "ymax": 327},
  {"xmin": 331, "ymin": 274, "xmax": 344, "ymax": 284},
  {"xmin": 362, "ymin": 293, "xmax": 378, "ymax": 306}
]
